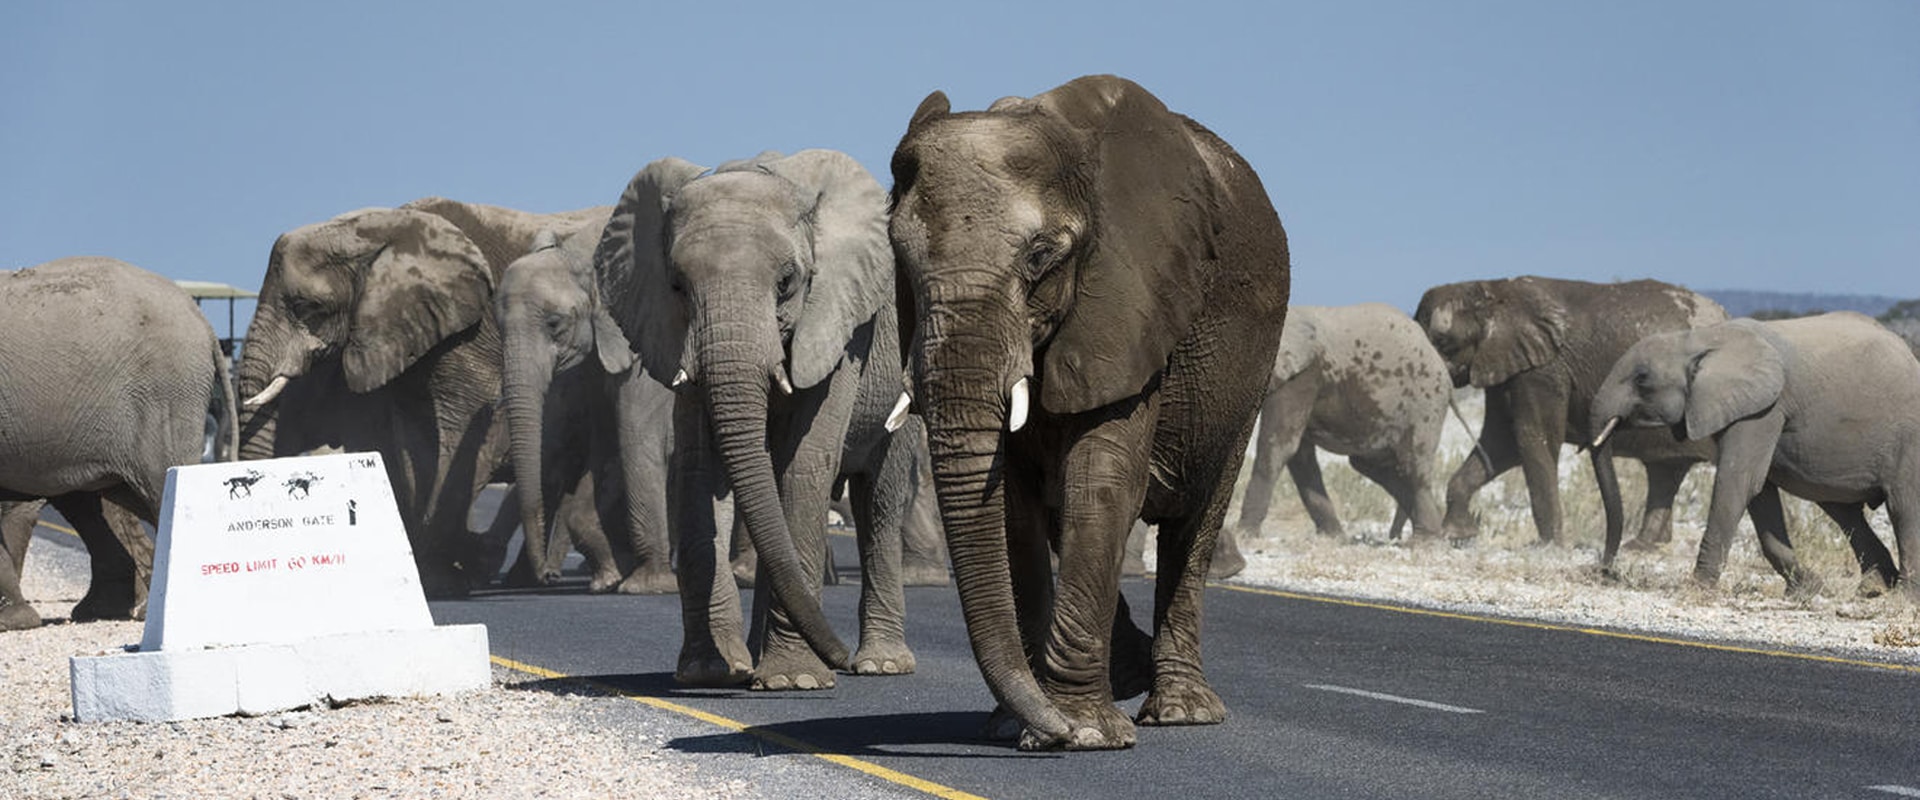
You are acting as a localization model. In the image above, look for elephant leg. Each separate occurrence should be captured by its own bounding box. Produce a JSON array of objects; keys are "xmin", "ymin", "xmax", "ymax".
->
[
  {"xmin": 614, "ymin": 376, "xmax": 676, "ymax": 595},
  {"xmin": 1817, "ymin": 502, "xmax": 1897, "ymax": 598},
  {"xmin": 555, "ymin": 473, "xmax": 623, "ymax": 591},
  {"xmin": 897, "ymin": 422, "xmax": 950, "ymax": 587},
  {"xmin": 848, "ymin": 460, "xmax": 915, "ymax": 676},
  {"xmin": 1508, "ymin": 386, "xmax": 1569, "ymax": 544},
  {"xmin": 0, "ymin": 501, "xmax": 44, "ymax": 631},
  {"xmin": 1288, "ymin": 447, "xmax": 1343, "ymax": 538},
  {"xmin": 1035, "ymin": 395, "xmax": 1158, "ymax": 750},
  {"xmin": 1883, "ymin": 485, "xmax": 1920, "ymax": 600},
  {"xmin": 1349, "ymin": 453, "xmax": 1423, "ymax": 542},
  {"xmin": 1226, "ymin": 385, "xmax": 1306, "ymax": 569},
  {"xmin": 750, "ymin": 391, "xmax": 853, "ymax": 692},
  {"xmin": 52, "ymin": 491, "xmax": 150, "ymax": 623},
  {"xmin": 1627, "ymin": 460, "xmax": 1690, "ymax": 551},
  {"xmin": 983, "ymin": 453, "xmax": 1059, "ymax": 742},
  {"xmin": 1138, "ymin": 428, "xmax": 1233, "ymax": 731},
  {"xmin": 1442, "ymin": 393, "xmax": 1522, "ymax": 539},
  {"xmin": 1748, "ymin": 483, "xmax": 1819, "ymax": 597},
  {"xmin": 1694, "ymin": 417, "xmax": 1782, "ymax": 587},
  {"xmin": 729, "ymin": 514, "xmax": 757, "ymax": 588},
  {"xmin": 1122, "ymin": 519, "xmax": 1149, "ymax": 577},
  {"xmin": 670, "ymin": 397, "xmax": 750, "ymax": 687}
]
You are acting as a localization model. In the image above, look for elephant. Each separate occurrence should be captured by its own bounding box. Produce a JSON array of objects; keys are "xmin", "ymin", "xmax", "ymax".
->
[
  {"xmin": 1220, "ymin": 304, "xmax": 1451, "ymax": 575},
  {"xmin": 829, "ymin": 432, "xmax": 951, "ymax": 587},
  {"xmin": 888, "ymin": 75, "xmax": 1291, "ymax": 750},
  {"xmin": 0, "ymin": 257, "xmax": 238, "ymax": 629},
  {"xmin": 1413, "ymin": 276, "xmax": 1726, "ymax": 562},
  {"xmin": 593, "ymin": 149, "xmax": 926, "ymax": 689},
  {"xmin": 495, "ymin": 219, "xmax": 680, "ymax": 594},
  {"xmin": 237, "ymin": 197, "xmax": 606, "ymax": 596},
  {"xmin": 1591, "ymin": 312, "xmax": 1919, "ymax": 597}
]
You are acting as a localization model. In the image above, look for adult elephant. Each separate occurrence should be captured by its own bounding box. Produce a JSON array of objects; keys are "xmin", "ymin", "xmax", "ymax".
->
[
  {"xmin": 1592, "ymin": 313, "xmax": 1917, "ymax": 597},
  {"xmin": 1413, "ymin": 277, "xmax": 1725, "ymax": 562},
  {"xmin": 0, "ymin": 257, "xmax": 237, "ymax": 629},
  {"xmin": 889, "ymin": 75, "xmax": 1291, "ymax": 750},
  {"xmin": 1221, "ymin": 304, "xmax": 1450, "ymax": 575},
  {"xmin": 495, "ymin": 219, "xmax": 677, "ymax": 594},
  {"xmin": 237, "ymin": 198, "xmax": 606, "ymax": 595},
  {"xmin": 594, "ymin": 150, "xmax": 924, "ymax": 688}
]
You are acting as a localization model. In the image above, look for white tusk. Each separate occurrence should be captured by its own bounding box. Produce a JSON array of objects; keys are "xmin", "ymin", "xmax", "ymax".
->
[
  {"xmin": 773, "ymin": 370, "xmax": 794, "ymax": 396},
  {"xmin": 884, "ymin": 391, "xmax": 912, "ymax": 433},
  {"xmin": 671, "ymin": 369, "xmax": 689, "ymax": 388},
  {"xmin": 1007, "ymin": 377, "xmax": 1030, "ymax": 433},
  {"xmin": 1592, "ymin": 416, "xmax": 1621, "ymax": 449},
  {"xmin": 243, "ymin": 375, "xmax": 289, "ymax": 409}
]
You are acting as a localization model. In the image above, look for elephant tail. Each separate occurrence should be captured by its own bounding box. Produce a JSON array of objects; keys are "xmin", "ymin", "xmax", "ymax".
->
[
  {"xmin": 1448, "ymin": 391, "xmax": 1493, "ymax": 476},
  {"xmin": 214, "ymin": 340, "xmax": 239, "ymax": 462}
]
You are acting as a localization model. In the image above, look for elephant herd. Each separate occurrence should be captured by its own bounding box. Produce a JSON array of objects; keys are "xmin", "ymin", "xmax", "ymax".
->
[{"xmin": 3, "ymin": 74, "xmax": 1917, "ymax": 753}]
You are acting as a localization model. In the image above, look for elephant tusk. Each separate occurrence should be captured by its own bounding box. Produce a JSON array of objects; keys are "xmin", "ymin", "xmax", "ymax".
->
[
  {"xmin": 1007, "ymin": 377, "xmax": 1030, "ymax": 433},
  {"xmin": 773, "ymin": 369, "xmax": 794, "ymax": 396},
  {"xmin": 243, "ymin": 375, "xmax": 289, "ymax": 409},
  {"xmin": 671, "ymin": 369, "xmax": 689, "ymax": 388},
  {"xmin": 1593, "ymin": 416, "xmax": 1621, "ymax": 449},
  {"xmin": 884, "ymin": 391, "xmax": 912, "ymax": 433}
]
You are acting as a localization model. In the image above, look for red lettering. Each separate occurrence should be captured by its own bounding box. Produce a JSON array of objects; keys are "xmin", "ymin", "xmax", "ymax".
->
[{"xmin": 199, "ymin": 562, "xmax": 240, "ymax": 576}]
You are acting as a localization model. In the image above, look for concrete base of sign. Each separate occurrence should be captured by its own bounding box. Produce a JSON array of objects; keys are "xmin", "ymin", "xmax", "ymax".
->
[{"xmin": 69, "ymin": 624, "xmax": 490, "ymax": 723}]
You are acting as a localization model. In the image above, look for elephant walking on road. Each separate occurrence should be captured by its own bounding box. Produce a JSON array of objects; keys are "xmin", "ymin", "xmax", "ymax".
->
[
  {"xmin": 1414, "ymin": 277, "xmax": 1725, "ymax": 561},
  {"xmin": 1593, "ymin": 312, "xmax": 1920, "ymax": 597},
  {"xmin": 0, "ymin": 257, "xmax": 237, "ymax": 630},
  {"xmin": 1221, "ymin": 304, "xmax": 1450, "ymax": 576}
]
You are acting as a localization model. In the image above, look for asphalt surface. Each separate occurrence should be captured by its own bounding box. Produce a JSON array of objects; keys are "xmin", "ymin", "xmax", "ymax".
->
[{"xmin": 422, "ymin": 533, "xmax": 1920, "ymax": 800}]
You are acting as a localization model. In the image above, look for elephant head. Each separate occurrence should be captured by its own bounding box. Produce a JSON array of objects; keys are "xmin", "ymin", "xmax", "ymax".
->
[
  {"xmin": 495, "ymin": 219, "xmax": 627, "ymax": 583},
  {"xmin": 594, "ymin": 150, "xmax": 893, "ymax": 669},
  {"xmin": 1591, "ymin": 320, "xmax": 1787, "ymax": 447},
  {"xmin": 887, "ymin": 75, "xmax": 1233, "ymax": 741},
  {"xmin": 237, "ymin": 206, "xmax": 494, "ymax": 458},
  {"xmin": 1413, "ymin": 277, "xmax": 1569, "ymax": 388}
]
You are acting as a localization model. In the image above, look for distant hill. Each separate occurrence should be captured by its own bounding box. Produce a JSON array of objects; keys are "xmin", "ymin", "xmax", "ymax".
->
[{"xmin": 1698, "ymin": 289, "xmax": 1906, "ymax": 319}]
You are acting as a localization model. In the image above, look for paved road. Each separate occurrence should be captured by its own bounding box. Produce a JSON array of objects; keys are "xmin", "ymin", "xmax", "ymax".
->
[{"xmin": 425, "ymin": 534, "xmax": 1920, "ymax": 800}]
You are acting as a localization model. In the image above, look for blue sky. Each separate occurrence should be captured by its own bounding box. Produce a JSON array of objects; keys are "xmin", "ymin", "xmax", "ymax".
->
[{"xmin": 4, "ymin": 1, "xmax": 1914, "ymax": 340}]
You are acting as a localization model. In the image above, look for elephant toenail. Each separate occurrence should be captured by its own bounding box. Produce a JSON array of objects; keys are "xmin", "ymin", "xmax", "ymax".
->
[{"xmin": 795, "ymin": 674, "xmax": 820, "ymax": 689}]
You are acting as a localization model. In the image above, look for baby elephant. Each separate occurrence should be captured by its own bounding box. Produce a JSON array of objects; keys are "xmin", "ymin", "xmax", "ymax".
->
[
  {"xmin": 1592, "ymin": 312, "xmax": 1918, "ymax": 597},
  {"xmin": 1221, "ymin": 304, "xmax": 1451, "ymax": 576}
]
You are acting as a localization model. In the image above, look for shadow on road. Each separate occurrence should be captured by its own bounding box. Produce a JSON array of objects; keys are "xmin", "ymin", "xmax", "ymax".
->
[{"xmin": 666, "ymin": 711, "xmax": 1056, "ymax": 761}]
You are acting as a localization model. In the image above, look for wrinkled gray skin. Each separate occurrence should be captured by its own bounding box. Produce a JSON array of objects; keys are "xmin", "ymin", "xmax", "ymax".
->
[
  {"xmin": 594, "ymin": 150, "xmax": 924, "ymax": 689},
  {"xmin": 1592, "ymin": 313, "xmax": 1919, "ymax": 598},
  {"xmin": 890, "ymin": 75, "xmax": 1291, "ymax": 750},
  {"xmin": 0, "ymin": 257, "xmax": 237, "ymax": 630},
  {"xmin": 1222, "ymin": 304, "xmax": 1450, "ymax": 575},
  {"xmin": 238, "ymin": 199, "xmax": 605, "ymax": 596},
  {"xmin": 830, "ymin": 432, "xmax": 951, "ymax": 587},
  {"xmin": 0, "ymin": 501, "xmax": 39, "ymax": 629},
  {"xmin": 1414, "ymin": 277, "xmax": 1726, "ymax": 565},
  {"xmin": 495, "ymin": 219, "xmax": 680, "ymax": 594}
]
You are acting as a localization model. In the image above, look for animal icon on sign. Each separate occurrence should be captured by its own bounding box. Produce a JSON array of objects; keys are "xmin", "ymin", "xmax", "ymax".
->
[
  {"xmin": 283, "ymin": 472, "xmax": 323, "ymax": 500},
  {"xmin": 224, "ymin": 469, "xmax": 266, "ymax": 499}
]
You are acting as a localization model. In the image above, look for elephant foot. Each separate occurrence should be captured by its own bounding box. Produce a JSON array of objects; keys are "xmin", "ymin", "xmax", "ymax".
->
[
  {"xmin": 1207, "ymin": 546, "xmax": 1246, "ymax": 580},
  {"xmin": 1621, "ymin": 536, "xmax": 1669, "ymax": 553},
  {"xmin": 1856, "ymin": 570, "xmax": 1895, "ymax": 599},
  {"xmin": 1020, "ymin": 697, "xmax": 1136, "ymax": 751},
  {"xmin": 585, "ymin": 565, "xmax": 623, "ymax": 594},
  {"xmin": 851, "ymin": 638, "xmax": 917, "ymax": 676},
  {"xmin": 1441, "ymin": 520, "xmax": 1480, "ymax": 541},
  {"xmin": 750, "ymin": 645, "xmax": 836, "ymax": 691},
  {"xmin": 1136, "ymin": 675, "xmax": 1226, "ymax": 727},
  {"xmin": 0, "ymin": 600, "xmax": 43, "ymax": 631},
  {"xmin": 674, "ymin": 641, "xmax": 752, "ymax": 688},
  {"xmin": 900, "ymin": 560, "xmax": 951, "ymax": 587},
  {"xmin": 70, "ymin": 585, "xmax": 144, "ymax": 624},
  {"xmin": 615, "ymin": 567, "xmax": 678, "ymax": 595},
  {"xmin": 1784, "ymin": 570, "xmax": 1825, "ymax": 601},
  {"xmin": 500, "ymin": 558, "xmax": 557, "ymax": 589}
]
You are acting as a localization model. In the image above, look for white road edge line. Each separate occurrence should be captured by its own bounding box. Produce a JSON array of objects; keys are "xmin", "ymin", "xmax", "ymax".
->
[
  {"xmin": 1302, "ymin": 684, "xmax": 1484, "ymax": 714},
  {"xmin": 1867, "ymin": 786, "xmax": 1920, "ymax": 798}
]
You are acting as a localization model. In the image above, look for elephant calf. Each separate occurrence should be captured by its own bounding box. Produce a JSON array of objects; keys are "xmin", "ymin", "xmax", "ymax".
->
[
  {"xmin": 1593, "ymin": 312, "xmax": 1920, "ymax": 597},
  {"xmin": 1221, "ymin": 304, "xmax": 1450, "ymax": 576}
]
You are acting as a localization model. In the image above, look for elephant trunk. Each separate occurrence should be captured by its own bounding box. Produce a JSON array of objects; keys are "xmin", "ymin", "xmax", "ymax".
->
[
  {"xmin": 1589, "ymin": 380, "xmax": 1633, "ymax": 449},
  {"xmin": 915, "ymin": 291, "xmax": 1071, "ymax": 745},
  {"xmin": 699, "ymin": 311, "xmax": 850, "ymax": 670},
  {"xmin": 236, "ymin": 305, "xmax": 289, "ymax": 461},
  {"xmin": 502, "ymin": 340, "xmax": 557, "ymax": 583}
]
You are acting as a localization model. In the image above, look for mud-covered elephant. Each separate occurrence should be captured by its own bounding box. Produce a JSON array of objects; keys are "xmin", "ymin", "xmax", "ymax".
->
[
  {"xmin": 495, "ymin": 219, "xmax": 681, "ymax": 594},
  {"xmin": 594, "ymin": 150, "xmax": 926, "ymax": 688},
  {"xmin": 1414, "ymin": 277, "xmax": 1726, "ymax": 560},
  {"xmin": 0, "ymin": 257, "xmax": 237, "ymax": 629},
  {"xmin": 238, "ymin": 198, "xmax": 606, "ymax": 595},
  {"xmin": 1221, "ymin": 304, "xmax": 1449, "ymax": 575},
  {"xmin": 1592, "ymin": 312, "xmax": 1919, "ymax": 597},
  {"xmin": 889, "ymin": 75, "xmax": 1291, "ymax": 750}
]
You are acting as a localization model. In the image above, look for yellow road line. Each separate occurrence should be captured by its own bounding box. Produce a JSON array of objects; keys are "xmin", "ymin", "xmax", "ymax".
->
[
  {"xmin": 34, "ymin": 520, "xmax": 80, "ymax": 539},
  {"xmin": 489, "ymin": 655, "xmax": 989, "ymax": 800},
  {"xmin": 1212, "ymin": 581, "xmax": 1920, "ymax": 675}
]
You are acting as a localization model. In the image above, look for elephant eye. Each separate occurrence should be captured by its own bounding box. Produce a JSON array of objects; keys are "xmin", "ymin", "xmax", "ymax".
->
[
  {"xmin": 1024, "ymin": 231, "xmax": 1067, "ymax": 280},
  {"xmin": 286, "ymin": 296, "xmax": 326, "ymax": 322},
  {"xmin": 777, "ymin": 261, "xmax": 805, "ymax": 301}
]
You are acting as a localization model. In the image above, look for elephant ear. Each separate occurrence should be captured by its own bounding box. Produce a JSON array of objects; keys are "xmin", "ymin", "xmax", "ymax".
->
[
  {"xmin": 1469, "ymin": 278, "xmax": 1568, "ymax": 387},
  {"xmin": 1684, "ymin": 321, "xmax": 1786, "ymax": 439},
  {"xmin": 594, "ymin": 156, "xmax": 708, "ymax": 386},
  {"xmin": 341, "ymin": 210, "xmax": 494, "ymax": 393},
  {"xmin": 560, "ymin": 218, "xmax": 633, "ymax": 376},
  {"xmin": 1274, "ymin": 308, "xmax": 1322, "ymax": 383},
  {"xmin": 760, "ymin": 149, "xmax": 893, "ymax": 389},
  {"xmin": 1035, "ymin": 75, "xmax": 1217, "ymax": 413}
]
